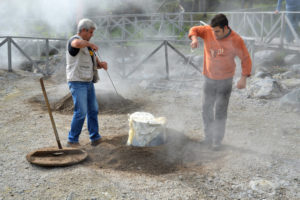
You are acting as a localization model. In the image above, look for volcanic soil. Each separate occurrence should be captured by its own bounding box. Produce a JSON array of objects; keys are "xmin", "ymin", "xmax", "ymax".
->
[{"xmin": 0, "ymin": 69, "xmax": 299, "ymax": 199}]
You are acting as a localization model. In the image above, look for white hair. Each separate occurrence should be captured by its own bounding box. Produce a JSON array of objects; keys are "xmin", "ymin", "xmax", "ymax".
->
[{"xmin": 77, "ymin": 18, "xmax": 97, "ymax": 33}]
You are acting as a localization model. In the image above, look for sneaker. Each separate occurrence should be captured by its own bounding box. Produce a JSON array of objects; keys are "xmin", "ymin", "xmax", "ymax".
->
[
  {"xmin": 91, "ymin": 138, "xmax": 102, "ymax": 146},
  {"xmin": 66, "ymin": 142, "xmax": 80, "ymax": 148}
]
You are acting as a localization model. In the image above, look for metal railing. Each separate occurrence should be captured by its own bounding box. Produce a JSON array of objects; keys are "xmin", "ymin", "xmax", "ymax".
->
[
  {"xmin": 0, "ymin": 11, "xmax": 298, "ymax": 74},
  {"xmin": 89, "ymin": 11, "xmax": 300, "ymax": 46},
  {"xmin": 0, "ymin": 36, "xmax": 66, "ymax": 74},
  {"xmin": 2, "ymin": 11, "xmax": 299, "ymax": 45},
  {"xmin": 0, "ymin": 36, "xmax": 202, "ymax": 77}
]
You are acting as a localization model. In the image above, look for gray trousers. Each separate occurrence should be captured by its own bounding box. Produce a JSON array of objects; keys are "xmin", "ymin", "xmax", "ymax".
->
[{"xmin": 202, "ymin": 76, "xmax": 233, "ymax": 144}]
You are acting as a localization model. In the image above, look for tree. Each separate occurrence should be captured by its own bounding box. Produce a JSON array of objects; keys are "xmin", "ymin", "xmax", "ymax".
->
[
  {"xmin": 241, "ymin": 0, "xmax": 254, "ymax": 9},
  {"xmin": 180, "ymin": 0, "xmax": 219, "ymax": 12}
]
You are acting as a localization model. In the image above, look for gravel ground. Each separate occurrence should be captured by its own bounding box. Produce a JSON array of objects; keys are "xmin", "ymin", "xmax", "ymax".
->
[{"xmin": 0, "ymin": 69, "xmax": 299, "ymax": 200}]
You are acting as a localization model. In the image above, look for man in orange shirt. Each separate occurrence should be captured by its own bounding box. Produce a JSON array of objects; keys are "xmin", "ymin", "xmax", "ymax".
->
[{"xmin": 189, "ymin": 14, "xmax": 252, "ymax": 150}]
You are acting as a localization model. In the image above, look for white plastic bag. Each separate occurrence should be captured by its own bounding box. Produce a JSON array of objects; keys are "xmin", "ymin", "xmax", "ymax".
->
[{"xmin": 127, "ymin": 112, "xmax": 166, "ymax": 147}]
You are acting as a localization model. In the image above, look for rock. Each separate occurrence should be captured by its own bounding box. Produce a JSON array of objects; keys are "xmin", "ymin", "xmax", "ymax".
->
[
  {"xmin": 18, "ymin": 60, "xmax": 34, "ymax": 72},
  {"xmin": 290, "ymin": 64, "xmax": 300, "ymax": 74},
  {"xmin": 66, "ymin": 192, "xmax": 75, "ymax": 200},
  {"xmin": 279, "ymin": 88, "xmax": 300, "ymax": 111},
  {"xmin": 249, "ymin": 179, "xmax": 276, "ymax": 194},
  {"xmin": 254, "ymin": 50, "xmax": 282, "ymax": 67},
  {"xmin": 248, "ymin": 77, "xmax": 284, "ymax": 99},
  {"xmin": 281, "ymin": 79, "xmax": 300, "ymax": 89},
  {"xmin": 40, "ymin": 46, "xmax": 59, "ymax": 56},
  {"xmin": 254, "ymin": 71, "xmax": 272, "ymax": 79},
  {"xmin": 284, "ymin": 54, "xmax": 300, "ymax": 66},
  {"xmin": 279, "ymin": 71, "xmax": 296, "ymax": 79}
]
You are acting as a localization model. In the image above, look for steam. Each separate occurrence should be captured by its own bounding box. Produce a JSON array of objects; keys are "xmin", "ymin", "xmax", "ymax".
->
[
  {"xmin": 0, "ymin": 0, "xmax": 159, "ymax": 37},
  {"xmin": 0, "ymin": 0, "xmax": 204, "ymax": 146},
  {"xmin": 0, "ymin": 0, "xmax": 78, "ymax": 37}
]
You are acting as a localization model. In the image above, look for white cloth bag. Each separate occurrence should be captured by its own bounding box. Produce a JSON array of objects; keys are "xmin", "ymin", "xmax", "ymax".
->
[{"xmin": 127, "ymin": 112, "xmax": 166, "ymax": 147}]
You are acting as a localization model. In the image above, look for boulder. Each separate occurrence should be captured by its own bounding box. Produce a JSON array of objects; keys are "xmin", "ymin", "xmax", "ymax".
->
[
  {"xmin": 249, "ymin": 179, "xmax": 276, "ymax": 195},
  {"xmin": 18, "ymin": 60, "xmax": 34, "ymax": 72},
  {"xmin": 281, "ymin": 78, "xmax": 300, "ymax": 89},
  {"xmin": 254, "ymin": 50, "xmax": 282, "ymax": 67},
  {"xmin": 41, "ymin": 46, "xmax": 59, "ymax": 56},
  {"xmin": 254, "ymin": 71, "xmax": 272, "ymax": 79},
  {"xmin": 279, "ymin": 71, "xmax": 296, "ymax": 79},
  {"xmin": 284, "ymin": 54, "xmax": 300, "ymax": 66},
  {"xmin": 290, "ymin": 64, "xmax": 300, "ymax": 73},
  {"xmin": 279, "ymin": 89, "xmax": 300, "ymax": 112},
  {"xmin": 248, "ymin": 77, "xmax": 284, "ymax": 99}
]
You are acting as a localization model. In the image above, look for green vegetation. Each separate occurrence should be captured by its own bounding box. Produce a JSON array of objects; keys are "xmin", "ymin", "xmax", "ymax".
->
[{"xmin": 28, "ymin": 1, "xmax": 278, "ymax": 39}]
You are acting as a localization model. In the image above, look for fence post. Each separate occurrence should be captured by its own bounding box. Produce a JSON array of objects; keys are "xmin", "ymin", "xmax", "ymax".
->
[
  {"xmin": 159, "ymin": 13, "xmax": 165, "ymax": 33},
  {"xmin": 122, "ymin": 16, "xmax": 125, "ymax": 40},
  {"xmin": 260, "ymin": 13, "xmax": 264, "ymax": 42},
  {"xmin": 179, "ymin": 13, "xmax": 183, "ymax": 31},
  {"xmin": 164, "ymin": 40, "xmax": 169, "ymax": 80},
  {"xmin": 45, "ymin": 39, "xmax": 50, "ymax": 75},
  {"xmin": 7, "ymin": 37, "xmax": 12, "ymax": 72},
  {"xmin": 122, "ymin": 42, "xmax": 125, "ymax": 78},
  {"xmin": 280, "ymin": 13, "xmax": 285, "ymax": 47}
]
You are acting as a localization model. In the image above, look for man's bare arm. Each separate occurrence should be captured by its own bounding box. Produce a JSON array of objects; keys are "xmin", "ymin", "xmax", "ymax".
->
[{"xmin": 71, "ymin": 39, "xmax": 98, "ymax": 51}]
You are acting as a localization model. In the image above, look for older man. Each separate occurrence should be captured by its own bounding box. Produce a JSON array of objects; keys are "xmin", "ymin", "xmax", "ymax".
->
[{"xmin": 66, "ymin": 18, "xmax": 107, "ymax": 147}]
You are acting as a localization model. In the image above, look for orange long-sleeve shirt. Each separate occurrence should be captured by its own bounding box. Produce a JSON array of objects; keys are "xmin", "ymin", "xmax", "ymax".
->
[{"xmin": 189, "ymin": 25, "xmax": 252, "ymax": 80}]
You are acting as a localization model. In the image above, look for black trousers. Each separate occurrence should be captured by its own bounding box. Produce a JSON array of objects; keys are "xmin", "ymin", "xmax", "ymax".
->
[{"xmin": 202, "ymin": 76, "xmax": 233, "ymax": 144}]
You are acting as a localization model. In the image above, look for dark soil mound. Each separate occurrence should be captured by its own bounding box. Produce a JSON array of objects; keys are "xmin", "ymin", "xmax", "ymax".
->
[
  {"xmin": 82, "ymin": 129, "xmax": 227, "ymax": 175},
  {"xmin": 29, "ymin": 90, "xmax": 142, "ymax": 115}
]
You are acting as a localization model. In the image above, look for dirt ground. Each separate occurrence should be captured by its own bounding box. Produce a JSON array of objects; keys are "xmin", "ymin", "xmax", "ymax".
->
[{"xmin": 0, "ymin": 68, "xmax": 299, "ymax": 200}]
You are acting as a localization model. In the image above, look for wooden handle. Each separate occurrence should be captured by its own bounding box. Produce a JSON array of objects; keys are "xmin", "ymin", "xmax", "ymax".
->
[{"xmin": 39, "ymin": 78, "xmax": 62, "ymax": 149}]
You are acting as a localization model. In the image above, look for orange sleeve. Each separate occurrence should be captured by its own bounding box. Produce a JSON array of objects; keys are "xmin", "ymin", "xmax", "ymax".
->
[
  {"xmin": 188, "ymin": 26, "xmax": 208, "ymax": 39},
  {"xmin": 235, "ymin": 37, "xmax": 252, "ymax": 77}
]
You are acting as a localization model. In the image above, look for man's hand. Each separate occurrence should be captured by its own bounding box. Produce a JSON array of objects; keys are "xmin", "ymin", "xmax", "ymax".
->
[
  {"xmin": 97, "ymin": 61, "xmax": 108, "ymax": 70},
  {"xmin": 89, "ymin": 43, "xmax": 99, "ymax": 52},
  {"xmin": 96, "ymin": 56, "xmax": 108, "ymax": 70},
  {"xmin": 190, "ymin": 36, "xmax": 199, "ymax": 49},
  {"xmin": 237, "ymin": 75, "xmax": 247, "ymax": 89},
  {"xmin": 275, "ymin": 10, "xmax": 279, "ymax": 14}
]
